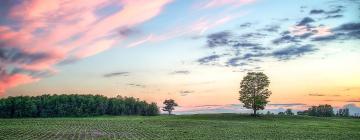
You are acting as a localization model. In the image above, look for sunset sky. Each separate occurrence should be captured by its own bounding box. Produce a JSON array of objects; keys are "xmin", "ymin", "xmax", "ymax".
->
[{"xmin": 1, "ymin": 0, "xmax": 359, "ymax": 114}]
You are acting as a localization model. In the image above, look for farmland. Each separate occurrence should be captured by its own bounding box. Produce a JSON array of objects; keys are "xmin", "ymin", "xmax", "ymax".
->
[{"xmin": 0, "ymin": 114, "xmax": 359, "ymax": 140}]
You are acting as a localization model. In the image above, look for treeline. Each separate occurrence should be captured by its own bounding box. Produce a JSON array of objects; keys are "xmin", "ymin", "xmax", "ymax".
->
[
  {"xmin": 275, "ymin": 104, "xmax": 351, "ymax": 117},
  {"xmin": 0, "ymin": 94, "xmax": 159, "ymax": 118},
  {"xmin": 297, "ymin": 104, "xmax": 350, "ymax": 117}
]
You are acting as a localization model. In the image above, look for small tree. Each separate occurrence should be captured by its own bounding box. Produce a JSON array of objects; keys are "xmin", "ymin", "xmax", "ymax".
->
[
  {"xmin": 162, "ymin": 99, "xmax": 178, "ymax": 115},
  {"xmin": 239, "ymin": 72, "xmax": 272, "ymax": 116},
  {"xmin": 285, "ymin": 109, "xmax": 294, "ymax": 115}
]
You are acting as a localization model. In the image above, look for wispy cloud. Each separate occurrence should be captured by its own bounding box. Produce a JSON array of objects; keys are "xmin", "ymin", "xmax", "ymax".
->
[
  {"xmin": 206, "ymin": 31, "xmax": 232, "ymax": 48},
  {"xmin": 308, "ymin": 93, "xmax": 326, "ymax": 96},
  {"xmin": 179, "ymin": 90, "xmax": 194, "ymax": 96},
  {"xmin": 197, "ymin": 0, "xmax": 255, "ymax": 9},
  {"xmin": 170, "ymin": 70, "xmax": 190, "ymax": 75},
  {"xmin": 197, "ymin": 54, "xmax": 222, "ymax": 65},
  {"xmin": 296, "ymin": 17, "xmax": 315, "ymax": 26},
  {"xmin": 103, "ymin": 72, "xmax": 129, "ymax": 78},
  {"xmin": 128, "ymin": 83, "xmax": 146, "ymax": 88},
  {"xmin": 271, "ymin": 44, "xmax": 318, "ymax": 60}
]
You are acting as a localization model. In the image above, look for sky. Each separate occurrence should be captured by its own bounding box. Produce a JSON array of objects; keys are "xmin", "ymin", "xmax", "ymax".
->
[{"xmin": 0, "ymin": 0, "xmax": 360, "ymax": 114}]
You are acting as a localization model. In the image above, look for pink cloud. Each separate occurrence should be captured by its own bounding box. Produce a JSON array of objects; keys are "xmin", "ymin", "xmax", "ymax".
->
[
  {"xmin": 0, "ymin": 74, "xmax": 39, "ymax": 95},
  {"xmin": 0, "ymin": 0, "xmax": 172, "ymax": 94},
  {"xmin": 197, "ymin": 0, "xmax": 255, "ymax": 9}
]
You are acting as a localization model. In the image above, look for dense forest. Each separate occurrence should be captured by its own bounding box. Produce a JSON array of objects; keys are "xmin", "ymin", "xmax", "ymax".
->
[{"xmin": 0, "ymin": 94, "xmax": 159, "ymax": 118}]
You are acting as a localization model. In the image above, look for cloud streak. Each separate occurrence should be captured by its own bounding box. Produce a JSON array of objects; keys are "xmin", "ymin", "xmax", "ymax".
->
[
  {"xmin": 197, "ymin": 0, "xmax": 255, "ymax": 9},
  {"xmin": 179, "ymin": 90, "xmax": 194, "ymax": 96},
  {"xmin": 170, "ymin": 70, "xmax": 191, "ymax": 75},
  {"xmin": 103, "ymin": 72, "xmax": 129, "ymax": 78}
]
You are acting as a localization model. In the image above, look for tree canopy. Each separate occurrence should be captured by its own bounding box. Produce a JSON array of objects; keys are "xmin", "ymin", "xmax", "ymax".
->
[
  {"xmin": 162, "ymin": 99, "xmax": 178, "ymax": 115},
  {"xmin": 298, "ymin": 104, "xmax": 334, "ymax": 117},
  {"xmin": 337, "ymin": 108, "xmax": 350, "ymax": 117},
  {"xmin": 308, "ymin": 104, "xmax": 334, "ymax": 117},
  {"xmin": 285, "ymin": 109, "xmax": 294, "ymax": 115},
  {"xmin": 0, "ymin": 94, "xmax": 159, "ymax": 118},
  {"xmin": 239, "ymin": 72, "xmax": 272, "ymax": 116}
]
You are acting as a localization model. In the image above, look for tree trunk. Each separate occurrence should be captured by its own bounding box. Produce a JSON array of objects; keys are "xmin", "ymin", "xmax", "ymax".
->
[
  {"xmin": 253, "ymin": 109, "xmax": 257, "ymax": 116},
  {"xmin": 168, "ymin": 111, "xmax": 171, "ymax": 115}
]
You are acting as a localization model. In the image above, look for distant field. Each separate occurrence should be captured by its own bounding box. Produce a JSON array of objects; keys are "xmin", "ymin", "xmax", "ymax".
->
[{"xmin": 0, "ymin": 114, "xmax": 359, "ymax": 140}]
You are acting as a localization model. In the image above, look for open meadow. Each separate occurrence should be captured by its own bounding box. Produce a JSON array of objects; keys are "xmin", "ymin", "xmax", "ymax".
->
[{"xmin": 0, "ymin": 114, "xmax": 359, "ymax": 140}]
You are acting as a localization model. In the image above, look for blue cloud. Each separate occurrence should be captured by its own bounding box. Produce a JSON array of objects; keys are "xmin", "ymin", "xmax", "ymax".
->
[
  {"xmin": 272, "ymin": 44, "xmax": 318, "ymax": 60},
  {"xmin": 239, "ymin": 22, "xmax": 252, "ymax": 28},
  {"xmin": 325, "ymin": 8, "xmax": 342, "ymax": 14},
  {"xmin": 118, "ymin": 27, "xmax": 139, "ymax": 37},
  {"xmin": 0, "ymin": 47, "xmax": 50, "ymax": 65},
  {"xmin": 206, "ymin": 31, "xmax": 232, "ymax": 48},
  {"xmin": 226, "ymin": 53, "xmax": 266, "ymax": 67},
  {"xmin": 272, "ymin": 35, "xmax": 301, "ymax": 44},
  {"xmin": 232, "ymin": 43, "xmax": 261, "ymax": 48},
  {"xmin": 325, "ymin": 14, "xmax": 343, "ymax": 19},
  {"xmin": 297, "ymin": 17, "xmax": 315, "ymax": 26},
  {"xmin": 334, "ymin": 23, "xmax": 360, "ymax": 31},
  {"xmin": 312, "ymin": 22, "xmax": 360, "ymax": 41},
  {"xmin": 310, "ymin": 9, "xmax": 325, "ymax": 14},
  {"xmin": 95, "ymin": 3, "xmax": 123, "ymax": 18},
  {"xmin": 227, "ymin": 57, "xmax": 247, "ymax": 67},
  {"xmin": 261, "ymin": 25, "xmax": 280, "ymax": 32},
  {"xmin": 311, "ymin": 34, "xmax": 338, "ymax": 41},
  {"xmin": 197, "ymin": 55, "xmax": 221, "ymax": 65}
]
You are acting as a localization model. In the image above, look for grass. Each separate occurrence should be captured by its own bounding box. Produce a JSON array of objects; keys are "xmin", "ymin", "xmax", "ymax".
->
[{"xmin": 0, "ymin": 114, "xmax": 359, "ymax": 140}]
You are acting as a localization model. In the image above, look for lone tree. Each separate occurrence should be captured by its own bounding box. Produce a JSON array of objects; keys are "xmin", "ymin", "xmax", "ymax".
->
[
  {"xmin": 162, "ymin": 99, "xmax": 178, "ymax": 115},
  {"xmin": 239, "ymin": 72, "xmax": 272, "ymax": 116}
]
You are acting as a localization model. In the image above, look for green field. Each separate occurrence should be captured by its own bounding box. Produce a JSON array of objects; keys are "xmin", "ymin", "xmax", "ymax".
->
[{"xmin": 0, "ymin": 114, "xmax": 359, "ymax": 140}]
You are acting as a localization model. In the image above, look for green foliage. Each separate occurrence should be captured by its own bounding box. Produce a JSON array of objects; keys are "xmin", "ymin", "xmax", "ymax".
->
[
  {"xmin": 337, "ymin": 108, "xmax": 350, "ymax": 117},
  {"xmin": 0, "ymin": 94, "xmax": 159, "ymax": 118},
  {"xmin": 297, "ymin": 110, "xmax": 309, "ymax": 115},
  {"xmin": 239, "ymin": 72, "xmax": 272, "ymax": 115},
  {"xmin": 285, "ymin": 109, "xmax": 294, "ymax": 115},
  {"xmin": 305, "ymin": 104, "xmax": 334, "ymax": 117},
  {"xmin": 0, "ymin": 114, "xmax": 359, "ymax": 139},
  {"xmin": 162, "ymin": 99, "xmax": 178, "ymax": 115}
]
